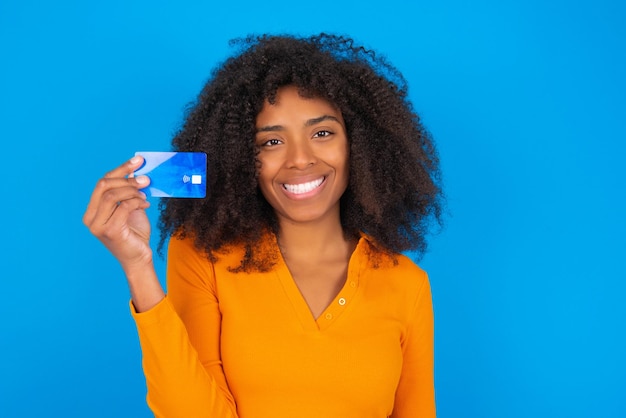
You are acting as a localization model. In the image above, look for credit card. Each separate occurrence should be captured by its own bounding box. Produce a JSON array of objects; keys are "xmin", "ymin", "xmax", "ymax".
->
[{"xmin": 134, "ymin": 151, "xmax": 207, "ymax": 198}]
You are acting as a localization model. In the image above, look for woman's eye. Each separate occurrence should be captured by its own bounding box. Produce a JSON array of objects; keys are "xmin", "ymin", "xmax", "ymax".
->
[
  {"xmin": 313, "ymin": 130, "xmax": 333, "ymax": 138},
  {"xmin": 261, "ymin": 138, "xmax": 282, "ymax": 147}
]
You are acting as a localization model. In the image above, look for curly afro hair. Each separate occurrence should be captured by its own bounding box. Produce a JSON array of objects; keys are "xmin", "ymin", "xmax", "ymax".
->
[{"xmin": 158, "ymin": 33, "xmax": 444, "ymax": 271}]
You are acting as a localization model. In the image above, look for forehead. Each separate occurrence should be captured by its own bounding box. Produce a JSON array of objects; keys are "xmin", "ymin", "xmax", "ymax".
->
[{"xmin": 256, "ymin": 86, "xmax": 343, "ymax": 126}]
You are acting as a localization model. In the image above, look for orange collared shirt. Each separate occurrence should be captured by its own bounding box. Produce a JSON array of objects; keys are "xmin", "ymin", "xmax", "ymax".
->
[{"xmin": 132, "ymin": 234, "xmax": 435, "ymax": 417}]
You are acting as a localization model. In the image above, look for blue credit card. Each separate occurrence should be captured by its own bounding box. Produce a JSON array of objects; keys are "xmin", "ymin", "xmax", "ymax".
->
[{"xmin": 134, "ymin": 152, "xmax": 207, "ymax": 198}]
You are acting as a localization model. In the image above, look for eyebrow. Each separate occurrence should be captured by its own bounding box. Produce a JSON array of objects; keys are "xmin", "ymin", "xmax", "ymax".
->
[{"xmin": 256, "ymin": 115, "xmax": 342, "ymax": 133}]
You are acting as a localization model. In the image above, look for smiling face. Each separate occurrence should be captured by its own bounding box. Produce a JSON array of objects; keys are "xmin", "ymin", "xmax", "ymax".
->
[{"xmin": 255, "ymin": 86, "xmax": 349, "ymax": 227}]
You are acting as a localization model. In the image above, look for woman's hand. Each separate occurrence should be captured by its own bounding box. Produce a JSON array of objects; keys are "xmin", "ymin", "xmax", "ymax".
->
[
  {"xmin": 84, "ymin": 156, "xmax": 152, "ymax": 269},
  {"xmin": 84, "ymin": 156, "xmax": 164, "ymax": 311}
]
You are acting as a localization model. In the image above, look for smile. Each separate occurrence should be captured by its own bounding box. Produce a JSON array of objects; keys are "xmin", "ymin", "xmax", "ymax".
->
[{"xmin": 282, "ymin": 177, "xmax": 325, "ymax": 194}]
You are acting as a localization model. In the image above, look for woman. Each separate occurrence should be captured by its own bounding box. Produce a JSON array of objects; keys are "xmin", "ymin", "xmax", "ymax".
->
[{"xmin": 84, "ymin": 34, "xmax": 443, "ymax": 417}]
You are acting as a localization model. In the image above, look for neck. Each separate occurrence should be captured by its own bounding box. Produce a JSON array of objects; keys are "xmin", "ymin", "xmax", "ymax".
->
[{"xmin": 276, "ymin": 216, "xmax": 353, "ymax": 261}]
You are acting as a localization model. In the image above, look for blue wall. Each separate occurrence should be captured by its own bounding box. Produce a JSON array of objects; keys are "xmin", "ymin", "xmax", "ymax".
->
[{"xmin": 1, "ymin": 0, "xmax": 624, "ymax": 416}]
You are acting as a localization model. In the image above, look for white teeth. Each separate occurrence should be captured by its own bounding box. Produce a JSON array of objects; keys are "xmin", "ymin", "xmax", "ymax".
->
[{"xmin": 283, "ymin": 177, "xmax": 324, "ymax": 194}]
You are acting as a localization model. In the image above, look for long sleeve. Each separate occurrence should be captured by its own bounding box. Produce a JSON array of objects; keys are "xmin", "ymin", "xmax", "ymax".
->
[
  {"xmin": 391, "ymin": 271, "xmax": 436, "ymax": 417},
  {"xmin": 131, "ymin": 236, "xmax": 237, "ymax": 418},
  {"xmin": 131, "ymin": 234, "xmax": 435, "ymax": 417}
]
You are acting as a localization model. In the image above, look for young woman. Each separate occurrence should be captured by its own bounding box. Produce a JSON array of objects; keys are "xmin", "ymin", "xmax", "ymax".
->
[{"xmin": 84, "ymin": 34, "xmax": 443, "ymax": 417}]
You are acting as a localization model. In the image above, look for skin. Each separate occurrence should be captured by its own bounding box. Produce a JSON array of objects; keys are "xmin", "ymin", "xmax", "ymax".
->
[
  {"xmin": 255, "ymin": 86, "xmax": 354, "ymax": 318},
  {"xmin": 255, "ymin": 86, "xmax": 349, "ymax": 227},
  {"xmin": 84, "ymin": 85, "xmax": 355, "ymax": 317},
  {"xmin": 83, "ymin": 157, "xmax": 164, "ymax": 312}
]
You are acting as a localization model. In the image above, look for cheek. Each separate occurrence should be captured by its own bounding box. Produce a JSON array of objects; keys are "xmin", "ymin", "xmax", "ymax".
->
[
  {"xmin": 256, "ymin": 158, "xmax": 277, "ymax": 195},
  {"xmin": 256, "ymin": 156, "xmax": 269, "ymax": 177},
  {"xmin": 335, "ymin": 150, "xmax": 350, "ymax": 184},
  {"xmin": 257, "ymin": 150, "xmax": 285, "ymax": 176},
  {"xmin": 256, "ymin": 175, "xmax": 275, "ymax": 208}
]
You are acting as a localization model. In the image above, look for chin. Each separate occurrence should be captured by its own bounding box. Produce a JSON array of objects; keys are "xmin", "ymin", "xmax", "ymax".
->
[{"xmin": 277, "ymin": 206, "xmax": 340, "ymax": 226}]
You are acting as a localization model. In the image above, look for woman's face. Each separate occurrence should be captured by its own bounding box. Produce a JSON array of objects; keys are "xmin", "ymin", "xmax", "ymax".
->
[{"xmin": 255, "ymin": 86, "xmax": 349, "ymax": 227}]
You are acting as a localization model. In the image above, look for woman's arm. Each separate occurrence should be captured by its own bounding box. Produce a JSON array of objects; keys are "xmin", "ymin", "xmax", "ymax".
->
[
  {"xmin": 391, "ymin": 272, "xmax": 436, "ymax": 417},
  {"xmin": 132, "ymin": 235, "xmax": 237, "ymax": 417},
  {"xmin": 84, "ymin": 157, "xmax": 237, "ymax": 417},
  {"xmin": 132, "ymin": 297, "xmax": 236, "ymax": 417},
  {"xmin": 83, "ymin": 156, "xmax": 165, "ymax": 311}
]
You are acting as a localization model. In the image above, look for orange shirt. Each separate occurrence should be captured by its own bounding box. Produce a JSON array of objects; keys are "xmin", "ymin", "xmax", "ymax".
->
[{"xmin": 132, "ymin": 234, "xmax": 435, "ymax": 417}]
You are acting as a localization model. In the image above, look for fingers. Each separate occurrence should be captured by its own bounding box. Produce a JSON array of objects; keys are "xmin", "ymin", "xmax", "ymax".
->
[
  {"xmin": 104, "ymin": 155, "xmax": 144, "ymax": 179},
  {"xmin": 83, "ymin": 156, "xmax": 150, "ymax": 227},
  {"xmin": 84, "ymin": 176, "xmax": 150, "ymax": 227},
  {"xmin": 86, "ymin": 181, "xmax": 149, "ymax": 231},
  {"xmin": 93, "ymin": 195, "xmax": 150, "ymax": 242}
]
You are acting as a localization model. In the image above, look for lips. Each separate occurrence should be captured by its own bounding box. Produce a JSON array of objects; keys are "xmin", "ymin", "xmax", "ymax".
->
[{"xmin": 282, "ymin": 177, "xmax": 325, "ymax": 195}]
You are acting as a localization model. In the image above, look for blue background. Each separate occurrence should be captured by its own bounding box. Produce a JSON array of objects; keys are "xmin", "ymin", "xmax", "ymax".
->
[{"xmin": 1, "ymin": 0, "xmax": 624, "ymax": 417}]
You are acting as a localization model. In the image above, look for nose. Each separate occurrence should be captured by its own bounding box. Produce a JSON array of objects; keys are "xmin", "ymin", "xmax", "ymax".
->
[{"xmin": 286, "ymin": 138, "xmax": 316, "ymax": 169}]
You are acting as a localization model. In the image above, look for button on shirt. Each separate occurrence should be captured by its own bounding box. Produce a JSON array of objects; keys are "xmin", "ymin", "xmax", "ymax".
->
[{"xmin": 132, "ymin": 233, "xmax": 436, "ymax": 418}]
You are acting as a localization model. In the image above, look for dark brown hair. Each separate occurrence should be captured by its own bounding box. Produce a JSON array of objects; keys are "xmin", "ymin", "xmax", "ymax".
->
[{"xmin": 159, "ymin": 33, "xmax": 444, "ymax": 271}]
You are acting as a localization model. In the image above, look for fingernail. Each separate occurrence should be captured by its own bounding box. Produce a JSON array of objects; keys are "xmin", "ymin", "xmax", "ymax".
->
[
  {"xmin": 130, "ymin": 156, "xmax": 142, "ymax": 164},
  {"xmin": 136, "ymin": 175, "xmax": 149, "ymax": 185}
]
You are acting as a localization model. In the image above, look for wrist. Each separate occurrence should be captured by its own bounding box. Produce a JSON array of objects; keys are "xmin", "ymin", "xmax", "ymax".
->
[
  {"xmin": 120, "ymin": 251, "xmax": 154, "ymax": 278},
  {"xmin": 124, "ymin": 261, "xmax": 166, "ymax": 313}
]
